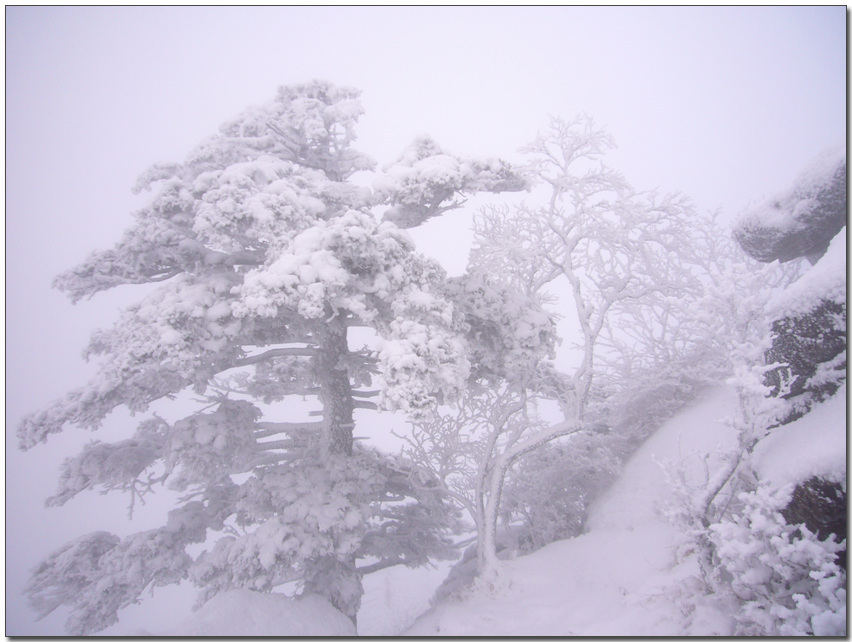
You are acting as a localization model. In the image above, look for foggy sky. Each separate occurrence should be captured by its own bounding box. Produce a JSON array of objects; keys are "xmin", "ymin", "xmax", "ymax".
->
[{"xmin": 6, "ymin": 6, "xmax": 846, "ymax": 635}]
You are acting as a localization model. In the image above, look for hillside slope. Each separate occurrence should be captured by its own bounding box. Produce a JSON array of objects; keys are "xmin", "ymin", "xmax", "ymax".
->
[{"xmin": 405, "ymin": 384, "xmax": 845, "ymax": 636}]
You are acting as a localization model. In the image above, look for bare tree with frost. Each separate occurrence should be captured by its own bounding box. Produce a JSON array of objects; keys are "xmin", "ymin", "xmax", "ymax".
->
[
  {"xmin": 404, "ymin": 115, "xmax": 703, "ymax": 577},
  {"xmin": 18, "ymin": 81, "xmax": 528, "ymax": 633}
]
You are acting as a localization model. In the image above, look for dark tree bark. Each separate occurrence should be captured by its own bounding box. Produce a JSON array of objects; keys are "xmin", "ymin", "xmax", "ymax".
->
[{"xmin": 316, "ymin": 313, "xmax": 355, "ymax": 457}]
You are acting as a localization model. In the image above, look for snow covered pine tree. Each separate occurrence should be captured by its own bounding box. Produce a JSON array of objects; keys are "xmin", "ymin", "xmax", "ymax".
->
[{"xmin": 18, "ymin": 81, "xmax": 527, "ymax": 633}]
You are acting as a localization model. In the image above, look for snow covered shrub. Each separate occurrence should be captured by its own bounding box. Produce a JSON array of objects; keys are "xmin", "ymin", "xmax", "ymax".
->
[
  {"xmin": 709, "ymin": 483, "xmax": 846, "ymax": 636},
  {"xmin": 500, "ymin": 433, "xmax": 622, "ymax": 551},
  {"xmin": 655, "ymin": 359, "xmax": 795, "ymax": 598},
  {"xmin": 655, "ymin": 149, "xmax": 848, "ymax": 636}
]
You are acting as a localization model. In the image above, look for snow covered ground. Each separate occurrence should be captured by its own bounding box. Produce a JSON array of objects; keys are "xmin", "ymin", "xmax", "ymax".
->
[
  {"xmin": 162, "ymin": 590, "xmax": 356, "ymax": 636},
  {"xmin": 358, "ymin": 559, "xmax": 459, "ymax": 636},
  {"xmin": 404, "ymin": 384, "xmax": 845, "ymax": 636}
]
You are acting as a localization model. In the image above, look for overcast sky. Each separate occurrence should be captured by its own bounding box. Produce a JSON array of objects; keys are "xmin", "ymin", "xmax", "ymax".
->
[{"xmin": 6, "ymin": 6, "xmax": 846, "ymax": 635}]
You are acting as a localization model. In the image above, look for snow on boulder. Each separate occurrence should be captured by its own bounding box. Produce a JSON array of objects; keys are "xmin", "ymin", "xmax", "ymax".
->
[
  {"xmin": 733, "ymin": 145, "xmax": 845, "ymax": 264},
  {"xmin": 162, "ymin": 589, "xmax": 356, "ymax": 636},
  {"xmin": 769, "ymin": 230, "xmax": 846, "ymax": 321},
  {"xmin": 763, "ymin": 231, "xmax": 846, "ymax": 422},
  {"xmin": 751, "ymin": 383, "xmax": 846, "ymax": 491},
  {"xmin": 751, "ymin": 384, "xmax": 847, "ymax": 569}
]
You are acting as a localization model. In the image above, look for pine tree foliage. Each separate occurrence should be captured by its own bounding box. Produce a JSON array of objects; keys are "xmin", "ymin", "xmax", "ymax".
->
[
  {"xmin": 20, "ymin": 81, "xmax": 526, "ymax": 633},
  {"xmin": 376, "ymin": 135, "xmax": 530, "ymax": 229}
]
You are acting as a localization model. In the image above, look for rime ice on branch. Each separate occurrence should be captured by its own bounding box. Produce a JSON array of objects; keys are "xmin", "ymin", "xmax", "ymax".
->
[{"xmin": 405, "ymin": 115, "xmax": 709, "ymax": 577}]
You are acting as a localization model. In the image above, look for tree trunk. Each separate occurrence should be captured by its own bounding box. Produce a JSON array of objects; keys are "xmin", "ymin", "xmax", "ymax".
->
[
  {"xmin": 316, "ymin": 315, "xmax": 355, "ymax": 457},
  {"xmin": 308, "ymin": 313, "xmax": 361, "ymax": 626},
  {"xmin": 477, "ymin": 457, "xmax": 508, "ymax": 578},
  {"xmin": 303, "ymin": 556, "xmax": 363, "ymax": 629}
]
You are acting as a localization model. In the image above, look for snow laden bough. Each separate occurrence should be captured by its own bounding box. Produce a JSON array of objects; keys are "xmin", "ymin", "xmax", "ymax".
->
[{"xmin": 19, "ymin": 81, "xmax": 528, "ymax": 634}]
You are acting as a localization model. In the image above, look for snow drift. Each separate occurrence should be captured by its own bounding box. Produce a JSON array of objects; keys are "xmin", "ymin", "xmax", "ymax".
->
[{"xmin": 162, "ymin": 589, "xmax": 356, "ymax": 636}]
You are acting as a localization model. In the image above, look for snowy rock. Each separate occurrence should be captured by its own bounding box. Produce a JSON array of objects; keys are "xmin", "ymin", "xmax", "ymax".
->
[
  {"xmin": 162, "ymin": 589, "xmax": 356, "ymax": 636},
  {"xmin": 769, "ymin": 231, "xmax": 846, "ymax": 320},
  {"xmin": 782, "ymin": 477, "xmax": 847, "ymax": 568},
  {"xmin": 733, "ymin": 146, "xmax": 845, "ymax": 264},
  {"xmin": 764, "ymin": 299, "xmax": 846, "ymax": 423},
  {"xmin": 751, "ymin": 384, "xmax": 846, "ymax": 492},
  {"xmin": 764, "ymin": 232, "xmax": 846, "ymax": 424}
]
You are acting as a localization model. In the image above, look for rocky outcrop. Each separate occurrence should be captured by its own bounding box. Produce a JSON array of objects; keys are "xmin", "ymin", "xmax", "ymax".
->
[
  {"xmin": 734, "ymin": 148, "xmax": 846, "ymax": 265},
  {"xmin": 732, "ymin": 147, "xmax": 847, "ymax": 425},
  {"xmin": 781, "ymin": 476, "xmax": 847, "ymax": 569},
  {"xmin": 735, "ymin": 149, "xmax": 847, "ymax": 572},
  {"xmin": 764, "ymin": 299, "xmax": 846, "ymax": 424}
]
